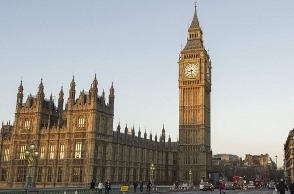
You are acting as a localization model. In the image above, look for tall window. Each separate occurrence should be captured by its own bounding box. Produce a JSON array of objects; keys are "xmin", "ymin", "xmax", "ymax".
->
[
  {"xmin": 78, "ymin": 117, "xmax": 85, "ymax": 127},
  {"xmin": 75, "ymin": 142, "xmax": 82, "ymax": 158},
  {"xmin": 59, "ymin": 144, "xmax": 64, "ymax": 159},
  {"xmin": 57, "ymin": 167, "xmax": 62, "ymax": 182},
  {"xmin": 19, "ymin": 145, "xmax": 26, "ymax": 159},
  {"xmin": 72, "ymin": 167, "xmax": 82, "ymax": 182},
  {"xmin": 49, "ymin": 145, "xmax": 55, "ymax": 159},
  {"xmin": 47, "ymin": 167, "xmax": 53, "ymax": 182},
  {"xmin": 40, "ymin": 145, "xmax": 45, "ymax": 159},
  {"xmin": 3, "ymin": 148, "xmax": 9, "ymax": 161},
  {"xmin": 37, "ymin": 167, "xmax": 42, "ymax": 182},
  {"xmin": 16, "ymin": 167, "xmax": 26, "ymax": 182},
  {"xmin": 1, "ymin": 168, "xmax": 7, "ymax": 181},
  {"xmin": 24, "ymin": 120, "xmax": 30, "ymax": 129}
]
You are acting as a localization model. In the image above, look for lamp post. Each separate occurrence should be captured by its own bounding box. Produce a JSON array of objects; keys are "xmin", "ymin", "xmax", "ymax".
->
[
  {"xmin": 275, "ymin": 155, "xmax": 277, "ymax": 184},
  {"xmin": 150, "ymin": 163, "xmax": 155, "ymax": 186},
  {"xmin": 189, "ymin": 169, "xmax": 192, "ymax": 187},
  {"xmin": 25, "ymin": 142, "xmax": 39, "ymax": 188}
]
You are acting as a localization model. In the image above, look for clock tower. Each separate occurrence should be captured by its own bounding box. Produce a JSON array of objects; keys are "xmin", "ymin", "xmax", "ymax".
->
[{"xmin": 178, "ymin": 4, "xmax": 212, "ymax": 182}]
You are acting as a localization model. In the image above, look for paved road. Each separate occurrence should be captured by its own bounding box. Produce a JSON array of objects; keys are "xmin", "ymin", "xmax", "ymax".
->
[
  {"xmin": 126, "ymin": 188, "xmax": 288, "ymax": 194},
  {"xmin": 167, "ymin": 188, "xmax": 284, "ymax": 194}
]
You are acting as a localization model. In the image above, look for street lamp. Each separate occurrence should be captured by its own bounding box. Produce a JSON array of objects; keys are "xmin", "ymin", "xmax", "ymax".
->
[
  {"xmin": 150, "ymin": 163, "xmax": 155, "ymax": 186},
  {"xmin": 275, "ymin": 155, "xmax": 277, "ymax": 184},
  {"xmin": 189, "ymin": 170, "xmax": 192, "ymax": 186},
  {"xmin": 25, "ymin": 142, "xmax": 39, "ymax": 188}
]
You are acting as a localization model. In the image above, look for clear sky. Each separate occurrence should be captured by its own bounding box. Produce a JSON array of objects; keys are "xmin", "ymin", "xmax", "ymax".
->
[{"xmin": 1, "ymin": 1, "xmax": 293, "ymax": 167}]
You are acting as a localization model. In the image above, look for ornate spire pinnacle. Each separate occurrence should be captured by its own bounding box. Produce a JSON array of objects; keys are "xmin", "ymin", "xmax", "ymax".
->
[
  {"xmin": 18, "ymin": 80, "xmax": 23, "ymax": 93},
  {"xmin": 69, "ymin": 75, "xmax": 76, "ymax": 100},
  {"xmin": 189, "ymin": 1, "xmax": 200, "ymax": 30},
  {"xmin": 92, "ymin": 74, "xmax": 98, "ymax": 89},
  {"xmin": 109, "ymin": 82, "xmax": 114, "ymax": 97},
  {"xmin": 37, "ymin": 79, "xmax": 45, "ymax": 99}
]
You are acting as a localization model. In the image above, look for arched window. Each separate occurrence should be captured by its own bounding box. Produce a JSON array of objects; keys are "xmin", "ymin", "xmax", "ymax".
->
[{"xmin": 78, "ymin": 117, "xmax": 85, "ymax": 127}]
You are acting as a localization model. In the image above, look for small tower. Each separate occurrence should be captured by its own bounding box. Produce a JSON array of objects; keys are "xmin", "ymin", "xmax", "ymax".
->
[
  {"xmin": 68, "ymin": 76, "xmax": 76, "ymax": 103},
  {"xmin": 58, "ymin": 86, "xmax": 64, "ymax": 113},
  {"xmin": 161, "ymin": 124, "xmax": 166, "ymax": 143},
  {"xmin": 90, "ymin": 74, "xmax": 98, "ymax": 103},
  {"xmin": 16, "ymin": 80, "xmax": 24, "ymax": 111},
  {"xmin": 109, "ymin": 82, "xmax": 114, "ymax": 112},
  {"xmin": 37, "ymin": 79, "xmax": 45, "ymax": 107}
]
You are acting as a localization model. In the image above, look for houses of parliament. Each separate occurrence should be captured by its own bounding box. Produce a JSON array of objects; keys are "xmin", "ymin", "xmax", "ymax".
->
[{"xmin": 0, "ymin": 5, "xmax": 212, "ymax": 188}]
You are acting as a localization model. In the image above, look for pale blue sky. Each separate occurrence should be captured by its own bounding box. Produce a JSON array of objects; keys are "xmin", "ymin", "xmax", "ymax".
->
[{"xmin": 1, "ymin": 1, "xmax": 294, "ymax": 167}]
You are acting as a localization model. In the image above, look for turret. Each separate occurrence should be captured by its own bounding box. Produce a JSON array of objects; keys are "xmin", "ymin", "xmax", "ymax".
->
[
  {"xmin": 101, "ymin": 89, "xmax": 105, "ymax": 105},
  {"xmin": 138, "ymin": 127, "xmax": 141, "ymax": 138},
  {"xmin": 16, "ymin": 80, "xmax": 24, "ymax": 110},
  {"xmin": 37, "ymin": 79, "xmax": 45, "ymax": 104},
  {"xmin": 161, "ymin": 124, "xmax": 166, "ymax": 143},
  {"xmin": 124, "ymin": 124, "xmax": 128, "ymax": 135},
  {"xmin": 109, "ymin": 82, "xmax": 114, "ymax": 111},
  {"xmin": 90, "ymin": 74, "xmax": 98, "ymax": 102},
  {"xmin": 131, "ymin": 126, "xmax": 135, "ymax": 137},
  {"xmin": 68, "ymin": 76, "xmax": 76, "ymax": 104},
  {"xmin": 58, "ymin": 86, "xmax": 64, "ymax": 112},
  {"xmin": 116, "ymin": 122, "xmax": 121, "ymax": 134},
  {"xmin": 149, "ymin": 132, "xmax": 152, "ymax": 141}
]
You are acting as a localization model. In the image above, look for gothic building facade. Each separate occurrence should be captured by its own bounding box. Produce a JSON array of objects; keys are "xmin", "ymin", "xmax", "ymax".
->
[
  {"xmin": 0, "ymin": 4, "xmax": 211, "ymax": 188},
  {"xmin": 0, "ymin": 76, "xmax": 178, "ymax": 188}
]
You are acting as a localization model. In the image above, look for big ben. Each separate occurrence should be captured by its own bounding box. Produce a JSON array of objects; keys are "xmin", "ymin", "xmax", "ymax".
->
[{"xmin": 178, "ymin": 4, "xmax": 212, "ymax": 182}]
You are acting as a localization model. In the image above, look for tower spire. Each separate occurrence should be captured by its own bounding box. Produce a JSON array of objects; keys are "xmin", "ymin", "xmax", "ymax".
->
[{"xmin": 189, "ymin": 0, "xmax": 200, "ymax": 30}]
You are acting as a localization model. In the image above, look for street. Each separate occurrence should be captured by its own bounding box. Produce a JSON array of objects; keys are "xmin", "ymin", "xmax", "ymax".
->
[{"xmin": 170, "ymin": 188, "xmax": 281, "ymax": 194}]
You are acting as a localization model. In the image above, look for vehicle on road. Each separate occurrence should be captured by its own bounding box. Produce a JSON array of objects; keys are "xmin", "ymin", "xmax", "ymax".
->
[
  {"xmin": 203, "ymin": 183, "xmax": 214, "ymax": 191},
  {"xmin": 247, "ymin": 184, "xmax": 256, "ymax": 189},
  {"xmin": 268, "ymin": 182, "xmax": 275, "ymax": 189},
  {"xmin": 225, "ymin": 181, "xmax": 235, "ymax": 190},
  {"xmin": 232, "ymin": 176, "xmax": 244, "ymax": 189},
  {"xmin": 199, "ymin": 182, "xmax": 209, "ymax": 190}
]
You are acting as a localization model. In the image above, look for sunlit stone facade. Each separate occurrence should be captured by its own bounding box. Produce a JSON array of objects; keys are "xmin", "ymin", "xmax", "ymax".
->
[{"xmin": 0, "ymin": 76, "xmax": 178, "ymax": 188}]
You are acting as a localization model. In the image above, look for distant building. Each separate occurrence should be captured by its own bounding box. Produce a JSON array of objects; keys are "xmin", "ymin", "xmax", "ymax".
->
[
  {"xmin": 284, "ymin": 129, "xmax": 294, "ymax": 181},
  {"xmin": 243, "ymin": 154, "xmax": 271, "ymax": 167}
]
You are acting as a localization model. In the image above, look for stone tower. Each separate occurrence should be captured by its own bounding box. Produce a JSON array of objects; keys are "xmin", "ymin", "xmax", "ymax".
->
[{"xmin": 178, "ymin": 4, "xmax": 212, "ymax": 183}]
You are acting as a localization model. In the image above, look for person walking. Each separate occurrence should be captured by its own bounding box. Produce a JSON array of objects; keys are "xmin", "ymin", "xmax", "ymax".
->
[
  {"xmin": 133, "ymin": 180, "xmax": 138, "ymax": 193},
  {"xmin": 98, "ymin": 180, "xmax": 103, "ymax": 194},
  {"xmin": 105, "ymin": 179, "xmax": 111, "ymax": 194},
  {"xmin": 289, "ymin": 181, "xmax": 294, "ymax": 194},
  {"xmin": 175, "ymin": 181, "xmax": 179, "ymax": 191},
  {"xmin": 147, "ymin": 180, "xmax": 152, "ymax": 194},
  {"xmin": 90, "ymin": 180, "xmax": 95, "ymax": 194},
  {"xmin": 219, "ymin": 180, "xmax": 225, "ymax": 194},
  {"xmin": 277, "ymin": 178, "xmax": 288, "ymax": 194},
  {"xmin": 139, "ymin": 181, "xmax": 143, "ymax": 192}
]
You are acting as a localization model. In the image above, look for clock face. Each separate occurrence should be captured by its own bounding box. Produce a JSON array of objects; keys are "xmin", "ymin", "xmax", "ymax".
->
[{"xmin": 184, "ymin": 63, "xmax": 199, "ymax": 78}]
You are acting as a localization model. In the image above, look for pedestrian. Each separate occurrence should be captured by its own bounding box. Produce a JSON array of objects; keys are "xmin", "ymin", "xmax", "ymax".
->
[
  {"xmin": 290, "ymin": 181, "xmax": 294, "ymax": 194},
  {"xmin": 277, "ymin": 178, "xmax": 288, "ymax": 194},
  {"xmin": 219, "ymin": 180, "xmax": 225, "ymax": 194},
  {"xmin": 90, "ymin": 180, "xmax": 95, "ymax": 194},
  {"xmin": 175, "ymin": 181, "xmax": 179, "ymax": 191},
  {"xmin": 105, "ymin": 179, "xmax": 111, "ymax": 194},
  {"xmin": 98, "ymin": 180, "xmax": 103, "ymax": 194},
  {"xmin": 140, "ymin": 181, "xmax": 143, "ymax": 192},
  {"xmin": 147, "ymin": 180, "xmax": 152, "ymax": 194},
  {"xmin": 133, "ymin": 180, "xmax": 138, "ymax": 193}
]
